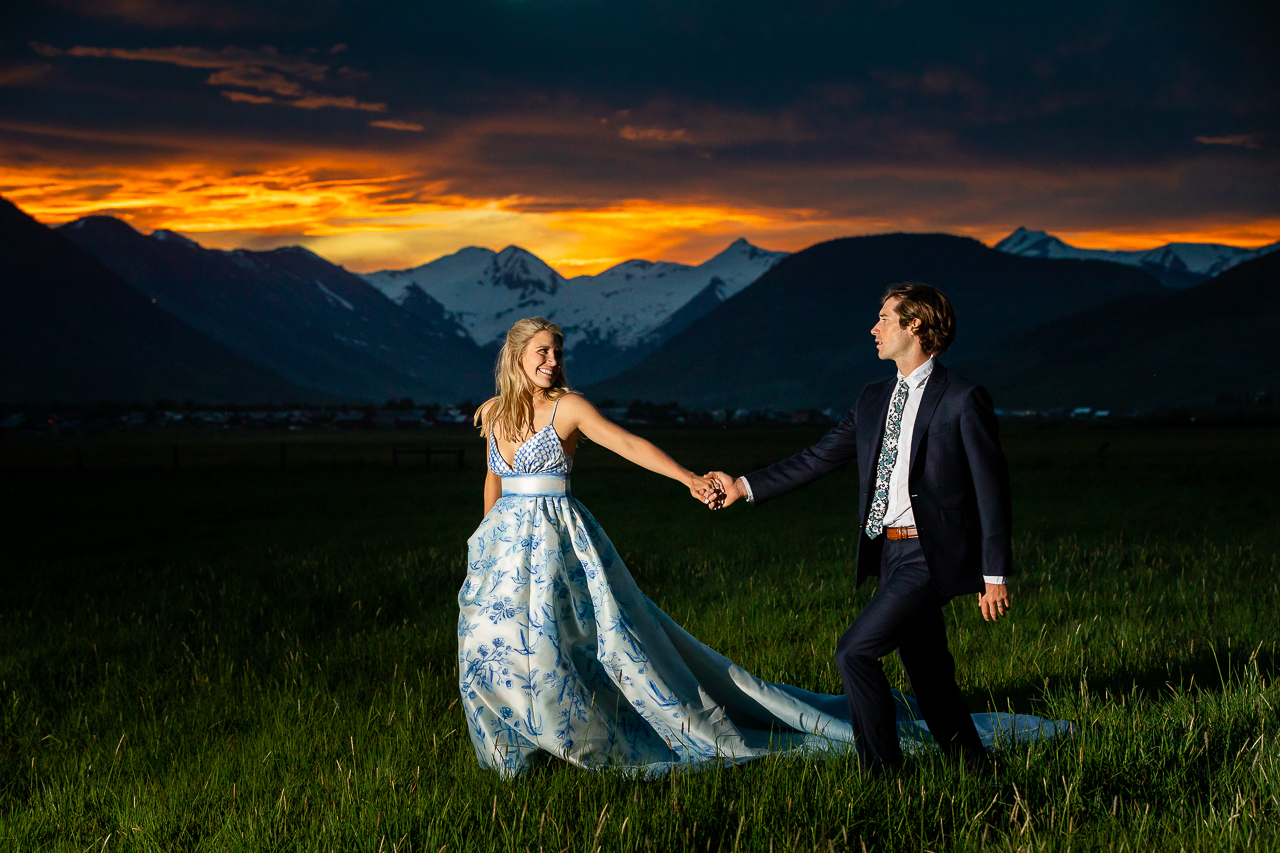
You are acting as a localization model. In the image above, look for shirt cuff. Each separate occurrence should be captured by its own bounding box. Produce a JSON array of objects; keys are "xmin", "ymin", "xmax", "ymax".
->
[
  {"xmin": 983, "ymin": 575, "xmax": 1006, "ymax": 585},
  {"xmin": 737, "ymin": 476, "xmax": 754, "ymax": 504}
]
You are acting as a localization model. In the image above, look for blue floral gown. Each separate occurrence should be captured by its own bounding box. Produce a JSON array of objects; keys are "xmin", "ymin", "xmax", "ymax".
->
[{"xmin": 458, "ymin": 402, "xmax": 1068, "ymax": 778}]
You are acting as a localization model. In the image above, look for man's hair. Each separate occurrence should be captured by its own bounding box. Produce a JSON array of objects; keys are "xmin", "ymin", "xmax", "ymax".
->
[{"xmin": 881, "ymin": 282, "xmax": 956, "ymax": 355}]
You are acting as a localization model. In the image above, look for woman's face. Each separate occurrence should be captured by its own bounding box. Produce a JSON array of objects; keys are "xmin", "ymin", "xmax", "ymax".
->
[{"xmin": 521, "ymin": 330, "xmax": 562, "ymax": 389}]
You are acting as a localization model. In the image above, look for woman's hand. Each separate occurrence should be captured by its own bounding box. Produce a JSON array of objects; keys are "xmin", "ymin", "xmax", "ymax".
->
[
  {"xmin": 703, "ymin": 471, "xmax": 742, "ymax": 510},
  {"xmin": 687, "ymin": 474, "xmax": 723, "ymax": 505}
]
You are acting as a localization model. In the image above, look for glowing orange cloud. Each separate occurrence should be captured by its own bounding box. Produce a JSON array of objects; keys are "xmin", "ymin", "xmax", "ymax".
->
[
  {"xmin": 0, "ymin": 158, "xmax": 442, "ymax": 234},
  {"xmin": 3, "ymin": 152, "xmax": 1276, "ymax": 275},
  {"xmin": 0, "ymin": 157, "xmax": 855, "ymax": 272}
]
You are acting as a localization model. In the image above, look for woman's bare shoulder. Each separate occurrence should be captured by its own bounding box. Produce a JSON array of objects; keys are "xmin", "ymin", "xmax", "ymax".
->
[{"xmin": 555, "ymin": 391, "xmax": 596, "ymax": 415}]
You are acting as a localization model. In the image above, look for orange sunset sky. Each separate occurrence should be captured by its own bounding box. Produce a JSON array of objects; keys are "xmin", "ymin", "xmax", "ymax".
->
[
  {"xmin": 3, "ymin": 2, "xmax": 1276, "ymax": 274},
  {"xmin": 7, "ymin": 152, "xmax": 1277, "ymax": 276}
]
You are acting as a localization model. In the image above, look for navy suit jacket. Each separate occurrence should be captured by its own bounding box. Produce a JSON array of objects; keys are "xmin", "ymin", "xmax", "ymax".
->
[{"xmin": 743, "ymin": 361, "xmax": 1013, "ymax": 598}]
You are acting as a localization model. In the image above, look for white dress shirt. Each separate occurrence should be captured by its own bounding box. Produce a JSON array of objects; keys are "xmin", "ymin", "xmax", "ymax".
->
[
  {"xmin": 880, "ymin": 357, "xmax": 933, "ymax": 531},
  {"xmin": 740, "ymin": 356, "xmax": 1006, "ymax": 586}
]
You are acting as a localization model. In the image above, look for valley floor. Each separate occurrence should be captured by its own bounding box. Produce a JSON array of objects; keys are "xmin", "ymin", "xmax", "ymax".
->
[{"xmin": 1, "ymin": 425, "xmax": 1277, "ymax": 851}]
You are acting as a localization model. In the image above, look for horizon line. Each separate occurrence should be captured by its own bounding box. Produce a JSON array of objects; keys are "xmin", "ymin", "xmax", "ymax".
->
[{"xmin": 14, "ymin": 196, "xmax": 1279, "ymax": 277}]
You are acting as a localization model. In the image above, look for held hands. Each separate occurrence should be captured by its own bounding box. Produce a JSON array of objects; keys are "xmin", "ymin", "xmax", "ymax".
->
[
  {"xmin": 687, "ymin": 474, "xmax": 724, "ymax": 506},
  {"xmin": 978, "ymin": 583, "xmax": 1011, "ymax": 622},
  {"xmin": 701, "ymin": 471, "xmax": 744, "ymax": 510}
]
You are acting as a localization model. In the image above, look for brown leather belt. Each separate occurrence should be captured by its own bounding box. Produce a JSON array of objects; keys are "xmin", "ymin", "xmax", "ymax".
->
[{"xmin": 885, "ymin": 525, "xmax": 918, "ymax": 540}]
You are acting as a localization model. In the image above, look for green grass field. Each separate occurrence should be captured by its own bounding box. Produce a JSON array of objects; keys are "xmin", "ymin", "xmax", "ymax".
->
[{"xmin": 1, "ymin": 425, "xmax": 1277, "ymax": 851}]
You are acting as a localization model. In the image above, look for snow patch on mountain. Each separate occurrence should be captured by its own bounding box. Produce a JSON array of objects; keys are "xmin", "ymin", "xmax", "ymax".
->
[
  {"xmin": 364, "ymin": 246, "xmax": 566, "ymax": 346},
  {"xmin": 315, "ymin": 280, "xmax": 354, "ymax": 311},
  {"xmin": 995, "ymin": 227, "xmax": 1280, "ymax": 285},
  {"xmin": 150, "ymin": 229, "xmax": 203, "ymax": 249},
  {"xmin": 362, "ymin": 237, "xmax": 787, "ymax": 351},
  {"xmin": 552, "ymin": 238, "xmax": 786, "ymax": 350}
]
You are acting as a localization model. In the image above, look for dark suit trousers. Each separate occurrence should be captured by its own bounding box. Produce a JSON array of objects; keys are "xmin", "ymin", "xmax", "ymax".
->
[{"xmin": 834, "ymin": 538, "xmax": 986, "ymax": 770}]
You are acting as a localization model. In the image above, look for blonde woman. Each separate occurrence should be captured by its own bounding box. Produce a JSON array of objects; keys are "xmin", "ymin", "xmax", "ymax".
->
[{"xmin": 460, "ymin": 317, "xmax": 860, "ymax": 778}]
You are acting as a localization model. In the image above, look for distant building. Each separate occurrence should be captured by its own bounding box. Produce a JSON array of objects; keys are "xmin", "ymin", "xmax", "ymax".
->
[{"xmin": 437, "ymin": 406, "xmax": 470, "ymax": 424}]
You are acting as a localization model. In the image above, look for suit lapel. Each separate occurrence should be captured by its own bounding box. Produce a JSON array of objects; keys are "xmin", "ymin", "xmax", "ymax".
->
[
  {"xmin": 909, "ymin": 361, "xmax": 949, "ymax": 471},
  {"xmin": 859, "ymin": 378, "xmax": 896, "ymax": 492}
]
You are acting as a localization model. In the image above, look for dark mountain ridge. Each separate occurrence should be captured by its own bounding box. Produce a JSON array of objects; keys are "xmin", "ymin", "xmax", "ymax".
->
[
  {"xmin": 58, "ymin": 216, "xmax": 492, "ymax": 404},
  {"xmin": 0, "ymin": 197, "xmax": 318, "ymax": 404},
  {"xmin": 588, "ymin": 233, "xmax": 1169, "ymax": 409},
  {"xmin": 951, "ymin": 250, "xmax": 1280, "ymax": 410}
]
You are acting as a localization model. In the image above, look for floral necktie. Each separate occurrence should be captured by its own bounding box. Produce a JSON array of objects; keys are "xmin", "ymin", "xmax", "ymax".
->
[{"xmin": 864, "ymin": 379, "xmax": 911, "ymax": 538}]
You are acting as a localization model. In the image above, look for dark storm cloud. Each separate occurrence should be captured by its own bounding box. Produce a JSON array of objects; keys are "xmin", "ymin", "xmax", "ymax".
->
[
  {"xmin": 343, "ymin": 0, "xmax": 1278, "ymax": 161},
  {"xmin": 12, "ymin": 0, "xmax": 1277, "ymax": 150},
  {"xmin": 3, "ymin": 0, "xmax": 1277, "ymax": 264}
]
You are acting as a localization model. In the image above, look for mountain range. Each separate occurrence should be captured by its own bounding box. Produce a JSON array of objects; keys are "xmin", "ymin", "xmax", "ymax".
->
[
  {"xmin": 361, "ymin": 238, "xmax": 788, "ymax": 384},
  {"xmin": 994, "ymin": 227, "xmax": 1280, "ymax": 289},
  {"xmin": 58, "ymin": 216, "xmax": 493, "ymax": 404},
  {"xmin": 5, "ymin": 190, "xmax": 1276, "ymax": 410},
  {"xmin": 587, "ymin": 233, "xmax": 1173, "ymax": 410},
  {"xmin": 953, "ymin": 249, "xmax": 1280, "ymax": 411},
  {"xmin": 0, "ymin": 197, "xmax": 317, "ymax": 404}
]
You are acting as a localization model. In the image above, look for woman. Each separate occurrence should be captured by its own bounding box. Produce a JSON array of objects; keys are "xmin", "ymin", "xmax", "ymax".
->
[{"xmin": 459, "ymin": 317, "xmax": 1061, "ymax": 778}]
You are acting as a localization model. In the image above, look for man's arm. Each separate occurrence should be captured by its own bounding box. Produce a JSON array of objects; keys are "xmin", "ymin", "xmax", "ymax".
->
[
  {"xmin": 959, "ymin": 385, "xmax": 1014, "ymax": 621},
  {"xmin": 709, "ymin": 403, "xmax": 859, "ymax": 508},
  {"xmin": 959, "ymin": 385, "xmax": 1013, "ymax": 576}
]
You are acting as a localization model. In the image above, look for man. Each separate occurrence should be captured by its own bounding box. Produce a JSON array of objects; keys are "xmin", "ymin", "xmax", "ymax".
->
[{"xmin": 706, "ymin": 282, "xmax": 1012, "ymax": 773}]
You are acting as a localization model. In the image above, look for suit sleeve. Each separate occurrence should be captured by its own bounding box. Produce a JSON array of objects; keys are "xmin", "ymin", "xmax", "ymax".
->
[
  {"xmin": 741, "ymin": 404, "xmax": 859, "ymax": 505},
  {"xmin": 958, "ymin": 385, "xmax": 1014, "ymax": 579}
]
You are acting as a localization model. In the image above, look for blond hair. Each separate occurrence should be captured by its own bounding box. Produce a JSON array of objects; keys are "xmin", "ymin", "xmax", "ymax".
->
[{"xmin": 475, "ymin": 317, "xmax": 571, "ymax": 441}]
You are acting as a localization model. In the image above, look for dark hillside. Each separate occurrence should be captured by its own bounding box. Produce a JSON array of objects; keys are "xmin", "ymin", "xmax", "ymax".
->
[
  {"xmin": 953, "ymin": 250, "xmax": 1280, "ymax": 410},
  {"xmin": 0, "ymin": 197, "xmax": 319, "ymax": 404},
  {"xmin": 589, "ymin": 233, "xmax": 1166, "ymax": 409},
  {"xmin": 59, "ymin": 216, "xmax": 491, "ymax": 403}
]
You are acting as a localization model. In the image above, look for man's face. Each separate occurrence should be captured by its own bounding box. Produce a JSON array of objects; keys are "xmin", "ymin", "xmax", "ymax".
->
[{"xmin": 871, "ymin": 297, "xmax": 919, "ymax": 362}]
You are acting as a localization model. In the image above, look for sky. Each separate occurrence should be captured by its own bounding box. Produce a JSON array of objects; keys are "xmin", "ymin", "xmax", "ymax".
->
[{"xmin": 2, "ymin": 0, "xmax": 1277, "ymax": 274}]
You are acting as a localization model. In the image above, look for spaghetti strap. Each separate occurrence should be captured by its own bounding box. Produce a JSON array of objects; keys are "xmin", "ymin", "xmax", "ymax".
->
[{"xmin": 550, "ymin": 397, "xmax": 560, "ymax": 424}]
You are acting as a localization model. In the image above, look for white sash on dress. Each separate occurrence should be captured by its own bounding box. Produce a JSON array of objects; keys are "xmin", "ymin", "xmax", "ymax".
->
[{"xmin": 501, "ymin": 473, "xmax": 570, "ymax": 497}]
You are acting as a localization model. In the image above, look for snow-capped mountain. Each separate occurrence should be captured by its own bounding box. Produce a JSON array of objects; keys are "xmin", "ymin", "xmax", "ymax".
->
[
  {"xmin": 994, "ymin": 227, "xmax": 1280, "ymax": 288},
  {"xmin": 554, "ymin": 238, "xmax": 787, "ymax": 349},
  {"xmin": 363, "ymin": 237, "xmax": 789, "ymax": 383},
  {"xmin": 363, "ymin": 246, "xmax": 565, "ymax": 349}
]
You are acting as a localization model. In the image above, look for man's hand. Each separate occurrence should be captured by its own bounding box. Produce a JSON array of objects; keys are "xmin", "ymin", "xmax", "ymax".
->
[
  {"xmin": 704, "ymin": 471, "xmax": 744, "ymax": 510},
  {"xmin": 688, "ymin": 474, "xmax": 721, "ymax": 505},
  {"xmin": 978, "ymin": 583, "xmax": 1010, "ymax": 622}
]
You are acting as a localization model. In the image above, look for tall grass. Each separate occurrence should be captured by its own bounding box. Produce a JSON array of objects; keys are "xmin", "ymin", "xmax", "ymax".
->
[{"xmin": 1, "ymin": 426, "xmax": 1277, "ymax": 851}]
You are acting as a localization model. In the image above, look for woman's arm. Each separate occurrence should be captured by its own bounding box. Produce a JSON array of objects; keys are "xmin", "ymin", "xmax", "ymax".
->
[
  {"xmin": 477, "ymin": 397, "xmax": 503, "ymax": 516},
  {"xmin": 556, "ymin": 394, "xmax": 713, "ymax": 499},
  {"xmin": 483, "ymin": 468, "xmax": 502, "ymax": 516}
]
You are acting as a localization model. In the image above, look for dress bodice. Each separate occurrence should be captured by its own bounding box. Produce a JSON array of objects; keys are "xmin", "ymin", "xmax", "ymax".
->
[{"xmin": 487, "ymin": 402, "xmax": 572, "ymax": 476}]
